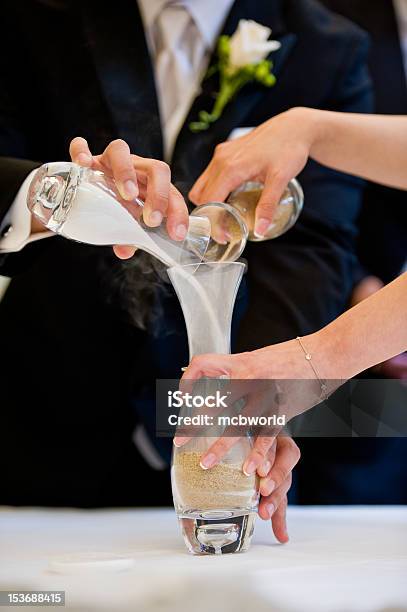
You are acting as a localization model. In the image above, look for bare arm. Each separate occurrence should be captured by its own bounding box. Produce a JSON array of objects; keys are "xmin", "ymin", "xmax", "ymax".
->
[
  {"xmin": 309, "ymin": 111, "xmax": 407, "ymax": 191},
  {"xmin": 318, "ymin": 271, "xmax": 407, "ymax": 380},
  {"xmin": 183, "ymin": 272, "xmax": 407, "ymax": 383},
  {"xmin": 190, "ymin": 108, "xmax": 407, "ymax": 235},
  {"xmin": 180, "ymin": 273, "xmax": 407, "ymax": 501}
]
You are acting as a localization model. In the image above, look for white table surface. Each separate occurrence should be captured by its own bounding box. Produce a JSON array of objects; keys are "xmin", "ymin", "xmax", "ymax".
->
[{"xmin": 0, "ymin": 506, "xmax": 406, "ymax": 612}]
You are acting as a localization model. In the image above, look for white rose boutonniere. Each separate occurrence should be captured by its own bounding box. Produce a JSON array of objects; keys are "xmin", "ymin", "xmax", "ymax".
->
[{"xmin": 190, "ymin": 19, "xmax": 281, "ymax": 132}]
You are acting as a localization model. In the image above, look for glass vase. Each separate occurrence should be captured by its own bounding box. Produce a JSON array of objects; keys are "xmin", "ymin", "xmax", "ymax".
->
[
  {"xmin": 167, "ymin": 262, "xmax": 259, "ymax": 555},
  {"xmin": 190, "ymin": 179, "xmax": 304, "ymax": 262}
]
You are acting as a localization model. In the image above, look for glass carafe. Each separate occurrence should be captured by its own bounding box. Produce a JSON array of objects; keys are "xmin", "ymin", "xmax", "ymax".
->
[
  {"xmin": 168, "ymin": 262, "xmax": 259, "ymax": 555},
  {"xmin": 190, "ymin": 179, "xmax": 304, "ymax": 262},
  {"xmin": 27, "ymin": 162, "xmax": 211, "ymax": 267}
]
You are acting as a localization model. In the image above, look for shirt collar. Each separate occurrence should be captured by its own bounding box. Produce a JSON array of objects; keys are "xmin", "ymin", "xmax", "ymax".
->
[{"xmin": 138, "ymin": 0, "xmax": 235, "ymax": 50}]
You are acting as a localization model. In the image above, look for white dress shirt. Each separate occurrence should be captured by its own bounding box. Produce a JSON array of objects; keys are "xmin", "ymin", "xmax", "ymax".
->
[{"xmin": 0, "ymin": 0, "xmax": 234, "ymax": 253}]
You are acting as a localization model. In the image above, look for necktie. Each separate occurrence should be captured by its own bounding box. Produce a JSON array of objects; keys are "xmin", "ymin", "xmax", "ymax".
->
[{"xmin": 154, "ymin": 3, "xmax": 206, "ymax": 159}]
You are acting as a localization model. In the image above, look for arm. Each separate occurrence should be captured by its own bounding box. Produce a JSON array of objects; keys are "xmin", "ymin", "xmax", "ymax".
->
[
  {"xmin": 314, "ymin": 271, "xmax": 407, "ymax": 379},
  {"xmin": 189, "ymin": 108, "xmax": 407, "ymax": 235},
  {"xmin": 180, "ymin": 273, "xmax": 407, "ymax": 532},
  {"xmin": 304, "ymin": 110, "xmax": 407, "ymax": 191},
  {"xmin": 183, "ymin": 272, "xmax": 407, "ymax": 383}
]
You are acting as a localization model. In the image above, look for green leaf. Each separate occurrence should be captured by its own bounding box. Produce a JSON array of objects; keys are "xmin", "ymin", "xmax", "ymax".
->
[{"xmin": 189, "ymin": 120, "xmax": 210, "ymax": 132}]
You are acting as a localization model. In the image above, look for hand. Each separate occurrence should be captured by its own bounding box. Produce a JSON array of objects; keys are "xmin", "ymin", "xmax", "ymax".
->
[
  {"xmin": 189, "ymin": 107, "xmax": 318, "ymax": 237},
  {"xmin": 69, "ymin": 137, "xmax": 189, "ymax": 259},
  {"xmin": 258, "ymin": 436, "xmax": 300, "ymax": 543},
  {"xmin": 181, "ymin": 329, "xmax": 346, "ymax": 383},
  {"xmin": 176, "ymin": 329, "xmax": 346, "ymax": 477}
]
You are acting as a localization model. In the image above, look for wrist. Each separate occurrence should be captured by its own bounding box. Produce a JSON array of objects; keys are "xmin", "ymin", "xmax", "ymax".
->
[
  {"xmin": 302, "ymin": 325, "xmax": 356, "ymax": 382},
  {"xmin": 288, "ymin": 106, "xmax": 321, "ymax": 150}
]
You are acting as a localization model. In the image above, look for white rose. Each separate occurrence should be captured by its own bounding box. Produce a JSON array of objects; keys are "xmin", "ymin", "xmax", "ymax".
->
[{"xmin": 229, "ymin": 19, "xmax": 281, "ymax": 71}]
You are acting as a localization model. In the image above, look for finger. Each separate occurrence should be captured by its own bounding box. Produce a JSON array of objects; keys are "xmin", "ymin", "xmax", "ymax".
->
[
  {"xmin": 190, "ymin": 131, "xmax": 256, "ymax": 204},
  {"xmin": 189, "ymin": 163, "xmax": 213, "ymax": 204},
  {"xmin": 113, "ymin": 245, "xmax": 137, "ymax": 259},
  {"xmin": 165, "ymin": 185, "xmax": 189, "ymax": 241},
  {"xmin": 258, "ymin": 473, "xmax": 291, "ymax": 542},
  {"xmin": 69, "ymin": 137, "xmax": 93, "ymax": 166},
  {"xmin": 260, "ymin": 438, "xmax": 300, "ymax": 497},
  {"xmin": 243, "ymin": 436, "xmax": 277, "ymax": 477},
  {"xmin": 259, "ymin": 475, "xmax": 291, "ymax": 521},
  {"xmin": 134, "ymin": 158, "xmax": 171, "ymax": 227},
  {"xmin": 103, "ymin": 139, "xmax": 139, "ymax": 201},
  {"xmin": 173, "ymin": 435, "xmax": 191, "ymax": 448},
  {"xmin": 199, "ymin": 436, "xmax": 242, "ymax": 470},
  {"xmin": 193, "ymin": 156, "xmax": 251, "ymax": 206},
  {"xmin": 257, "ymin": 442, "xmax": 276, "ymax": 478},
  {"xmin": 254, "ymin": 168, "xmax": 289, "ymax": 238},
  {"xmin": 272, "ymin": 496, "xmax": 289, "ymax": 543}
]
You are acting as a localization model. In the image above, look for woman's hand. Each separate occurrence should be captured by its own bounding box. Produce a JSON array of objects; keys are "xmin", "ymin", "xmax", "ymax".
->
[
  {"xmin": 189, "ymin": 107, "xmax": 318, "ymax": 237},
  {"xmin": 69, "ymin": 137, "xmax": 189, "ymax": 259},
  {"xmin": 177, "ymin": 329, "xmax": 348, "ymax": 479}
]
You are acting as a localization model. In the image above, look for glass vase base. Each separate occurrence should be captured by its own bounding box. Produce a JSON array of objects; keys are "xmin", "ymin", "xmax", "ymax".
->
[{"xmin": 178, "ymin": 512, "xmax": 256, "ymax": 555}]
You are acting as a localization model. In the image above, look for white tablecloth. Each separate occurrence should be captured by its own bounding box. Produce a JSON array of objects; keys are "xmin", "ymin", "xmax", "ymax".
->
[{"xmin": 0, "ymin": 506, "xmax": 406, "ymax": 612}]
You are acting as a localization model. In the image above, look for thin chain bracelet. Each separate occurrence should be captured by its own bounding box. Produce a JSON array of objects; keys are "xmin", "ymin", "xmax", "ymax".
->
[{"xmin": 296, "ymin": 336, "xmax": 329, "ymax": 401}]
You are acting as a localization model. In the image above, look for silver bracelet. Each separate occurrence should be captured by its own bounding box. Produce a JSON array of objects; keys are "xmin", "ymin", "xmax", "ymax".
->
[{"xmin": 296, "ymin": 336, "xmax": 329, "ymax": 401}]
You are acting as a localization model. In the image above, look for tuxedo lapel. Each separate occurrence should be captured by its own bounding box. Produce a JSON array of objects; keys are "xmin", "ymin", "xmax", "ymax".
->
[{"xmin": 80, "ymin": 0, "xmax": 163, "ymax": 158}]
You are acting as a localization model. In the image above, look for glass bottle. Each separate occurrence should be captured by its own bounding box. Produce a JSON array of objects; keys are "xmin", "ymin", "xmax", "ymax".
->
[
  {"xmin": 27, "ymin": 162, "xmax": 211, "ymax": 267},
  {"xmin": 168, "ymin": 262, "xmax": 259, "ymax": 555},
  {"xmin": 190, "ymin": 178, "xmax": 304, "ymax": 263}
]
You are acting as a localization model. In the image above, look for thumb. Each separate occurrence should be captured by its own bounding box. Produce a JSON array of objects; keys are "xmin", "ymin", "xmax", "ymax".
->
[{"xmin": 254, "ymin": 170, "xmax": 289, "ymax": 238}]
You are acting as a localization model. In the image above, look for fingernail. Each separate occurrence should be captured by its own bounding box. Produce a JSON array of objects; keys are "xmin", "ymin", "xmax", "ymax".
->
[
  {"xmin": 173, "ymin": 436, "xmax": 189, "ymax": 447},
  {"xmin": 76, "ymin": 153, "xmax": 92, "ymax": 165},
  {"xmin": 175, "ymin": 224, "xmax": 187, "ymax": 240},
  {"xmin": 261, "ymin": 478, "xmax": 275, "ymax": 496},
  {"xmin": 266, "ymin": 503, "xmax": 275, "ymax": 518},
  {"xmin": 123, "ymin": 180, "xmax": 138, "ymax": 200},
  {"xmin": 254, "ymin": 217, "xmax": 271, "ymax": 238},
  {"xmin": 243, "ymin": 460, "xmax": 257, "ymax": 476},
  {"xmin": 149, "ymin": 210, "xmax": 163, "ymax": 226},
  {"xmin": 200, "ymin": 453, "xmax": 217, "ymax": 470}
]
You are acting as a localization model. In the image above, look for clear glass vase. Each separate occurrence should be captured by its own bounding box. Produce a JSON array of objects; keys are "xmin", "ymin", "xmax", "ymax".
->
[
  {"xmin": 167, "ymin": 262, "xmax": 259, "ymax": 555},
  {"xmin": 190, "ymin": 179, "xmax": 304, "ymax": 262}
]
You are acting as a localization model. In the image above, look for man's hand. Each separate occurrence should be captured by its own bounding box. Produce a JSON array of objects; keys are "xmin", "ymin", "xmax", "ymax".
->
[
  {"xmin": 69, "ymin": 137, "xmax": 189, "ymax": 259},
  {"xmin": 257, "ymin": 437, "xmax": 300, "ymax": 543}
]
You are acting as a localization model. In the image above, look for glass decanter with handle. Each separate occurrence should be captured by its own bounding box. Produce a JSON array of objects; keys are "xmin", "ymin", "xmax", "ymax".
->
[{"xmin": 27, "ymin": 162, "xmax": 211, "ymax": 267}]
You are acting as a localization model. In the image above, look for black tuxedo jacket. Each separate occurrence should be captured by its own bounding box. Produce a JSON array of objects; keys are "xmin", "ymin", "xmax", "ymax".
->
[
  {"xmin": 0, "ymin": 0, "xmax": 372, "ymax": 506},
  {"xmin": 322, "ymin": 0, "xmax": 407, "ymax": 282}
]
